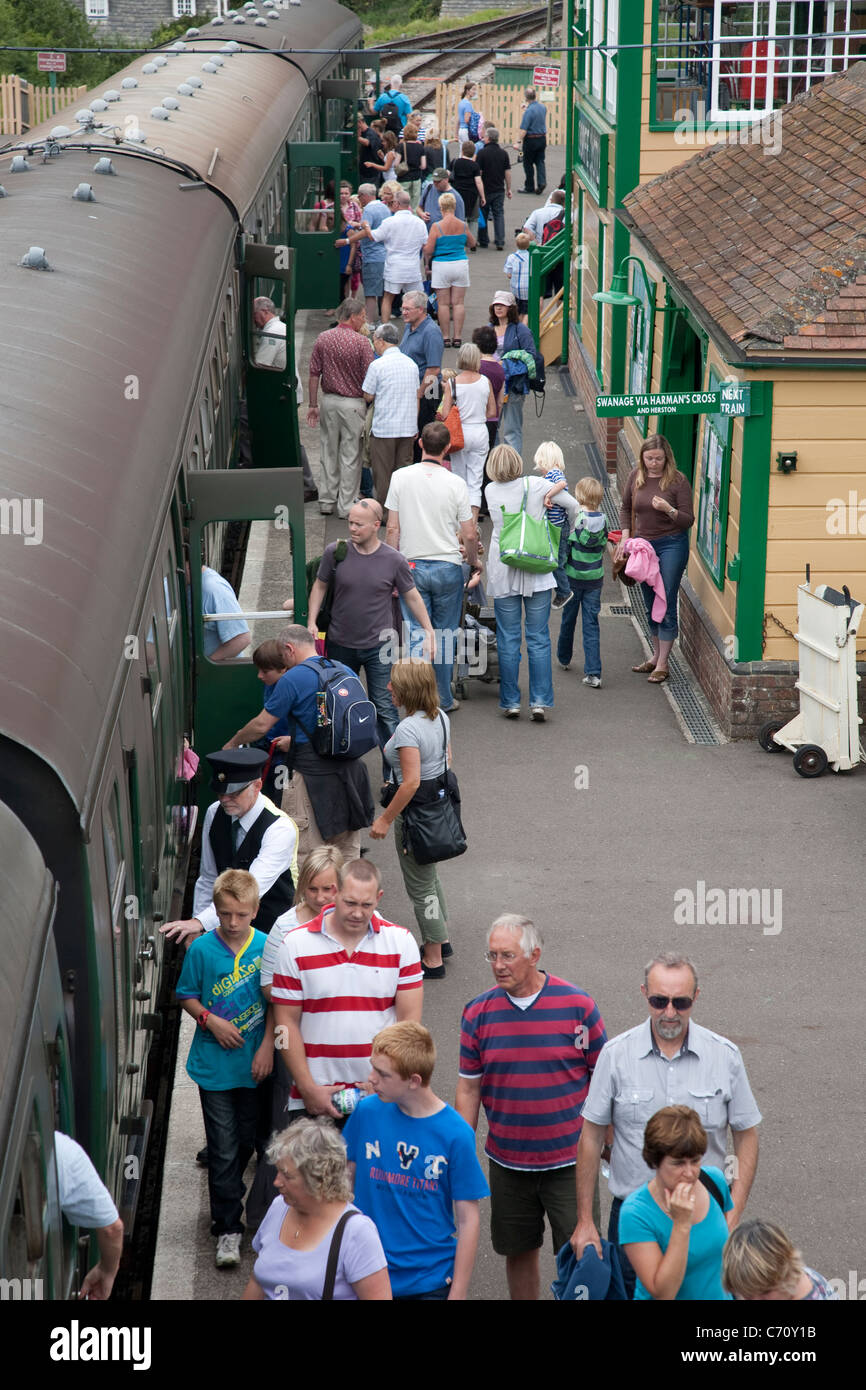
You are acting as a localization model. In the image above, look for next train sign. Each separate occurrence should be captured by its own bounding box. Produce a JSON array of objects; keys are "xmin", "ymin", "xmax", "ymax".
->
[{"xmin": 596, "ymin": 385, "xmax": 752, "ymax": 417}]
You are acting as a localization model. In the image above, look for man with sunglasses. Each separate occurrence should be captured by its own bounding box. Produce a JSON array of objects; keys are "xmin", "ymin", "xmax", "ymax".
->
[{"xmin": 570, "ymin": 952, "xmax": 761, "ymax": 1299}]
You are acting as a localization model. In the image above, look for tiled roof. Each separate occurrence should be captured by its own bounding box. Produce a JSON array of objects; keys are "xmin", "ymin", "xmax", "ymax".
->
[{"xmin": 622, "ymin": 62, "xmax": 866, "ymax": 354}]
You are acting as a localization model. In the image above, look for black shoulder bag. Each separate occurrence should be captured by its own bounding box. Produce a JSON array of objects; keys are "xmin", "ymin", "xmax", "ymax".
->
[
  {"xmin": 312, "ymin": 539, "xmax": 348, "ymax": 636},
  {"xmin": 400, "ymin": 714, "xmax": 467, "ymax": 866},
  {"xmin": 320, "ymin": 1210, "xmax": 358, "ymax": 1301}
]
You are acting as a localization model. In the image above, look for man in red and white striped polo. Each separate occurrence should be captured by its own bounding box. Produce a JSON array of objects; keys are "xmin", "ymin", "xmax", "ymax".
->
[{"xmin": 271, "ymin": 859, "xmax": 423, "ymax": 1123}]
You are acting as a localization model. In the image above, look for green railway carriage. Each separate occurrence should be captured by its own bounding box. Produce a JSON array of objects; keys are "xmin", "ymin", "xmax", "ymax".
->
[{"xmin": 0, "ymin": 1, "xmax": 362, "ymax": 1293}]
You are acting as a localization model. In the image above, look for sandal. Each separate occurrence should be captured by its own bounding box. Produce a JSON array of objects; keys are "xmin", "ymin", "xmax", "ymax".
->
[
  {"xmin": 647, "ymin": 668, "xmax": 669, "ymax": 683},
  {"xmin": 452, "ymin": 338, "xmax": 462, "ymax": 348},
  {"xmin": 632, "ymin": 659, "xmax": 656, "ymax": 673},
  {"xmin": 442, "ymin": 338, "xmax": 452, "ymax": 348}
]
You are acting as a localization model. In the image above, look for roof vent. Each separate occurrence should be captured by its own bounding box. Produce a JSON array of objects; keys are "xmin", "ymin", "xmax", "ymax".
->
[
  {"xmin": 185, "ymin": 27, "xmax": 201, "ymax": 38},
  {"xmin": 211, "ymin": 55, "xmax": 225, "ymax": 66},
  {"xmin": 225, "ymin": 7, "xmax": 238, "ymax": 14},
  {"xmin": 177, "ymin": 83, "xmax": 195, "ymax": 96},
  {"xmin": 170, "ymin": 40, "xmax": 187, "ymax": 53},
  {"xmin": 153, "ymin": 55, "xmax": 168, "ymax": 68},
  {"xmin": 103, "ymin": 89, "xmax": 121, "ymax": 102},
  {"xmin": 263, "ymin": 0, "xmax": 276, "ymax": 7},
  {"xmin": 73, "ymin": 182, "xmax": 95, "ymax": 201},
  {"xmin": 150, "ymin": 106, "xmax": 170, "ymax": 120},
  {"xmin": 121, "ymin": 77, "xmax": 138, "ymax": 89},
  {"xmin": 0, "ymin": 186, "xmax": 6, "ymax": 198},
  {"xmin": 232, "ymin": 15, "xmax": 247, "ymax": 22},
  {"xmin": 186, "ymin": 75, "xmax": 204, "ymax": 88},
  {"xmin": 202, "ymin": 61, "xmax": 219, "ymax": 73},
  {"xmin": 10, "ymin": 156, "xmax": 31, "ymax": 171},
  {"xmin": 222, "ymin": 42, "xmax": 241, "ymax": 53},
  {"xmin": 255, "ymin": 16, "xmax": 269, "ymax": 24},
  {"xmin": 21, "ymin": 247, "xmax": 51, "ymax": 270},
  {"xmin": 50, "ymin": 125, "xmax": 72, "ymax": 138},
  {"xmin": 142, "ymin": 62, "xmax": 158, "ymax": 74},
  {"xmin": 162, "ymin": 96, "xmax": 180, "ymax": 110},
  {"xmin": 75, "ymin": 110, "xmax": 96, "ymax": 126},
  {"xmin": 90, "ymin": 98, "xmax": 109, "ymax": 112},
  {"xmin": 93, "ymin": 157, "xmax": 116, "ymax": 174}
]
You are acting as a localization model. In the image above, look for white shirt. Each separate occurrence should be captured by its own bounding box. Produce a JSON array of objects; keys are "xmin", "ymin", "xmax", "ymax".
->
[
  {"xmin": 54, "ymin": 1133, "xmax": 118, "ymax": 1228},
  {"xmin": 253, "ymin": 315, "xmax": 303, "ymax": 400},
  {"xmin": 362, "ymin": 346, "xmax": 420, "ymax": 439},
  {"xmin": 260, "ymin": 905, "xmax": 300, "ymax": 989},
  {"xmin": 523, "ymin": 204, "xmax": 563, "ymax": 242},
  {"xmin": 193, "ymin": 793, "xmax": 299, "ymax": 933},
  {"xmin": 486, "ymin": 476, "xmax": 579, "ymax": 597},
  {"xmin": 385, "ymin": 461, "xmax": 473, "ymax": 563},
  {"xmin": 370, "ymin": 208, "xmax": 427, "ymax": 281}
]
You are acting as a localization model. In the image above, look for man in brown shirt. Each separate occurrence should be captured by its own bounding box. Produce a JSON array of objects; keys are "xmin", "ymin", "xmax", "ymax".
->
[{"xmin": 307, "ymin": 297, "xmax": 374, "ymax": 518}]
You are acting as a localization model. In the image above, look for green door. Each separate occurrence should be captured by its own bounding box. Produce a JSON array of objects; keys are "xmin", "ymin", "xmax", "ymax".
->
[
  {"xmin": 188, "ymin": 467, "xmax": 307, "ymax": 811},
  {"xmin": 286, "ymin": 141, "xmax": 342, "ymax": 310},
  {"xmin": 244, "ymin": 241, "xmax": 301, "ymax": 470},
  {"xmin": 658, "ymin": 311, "xmax": 705, "ymax": 484}
]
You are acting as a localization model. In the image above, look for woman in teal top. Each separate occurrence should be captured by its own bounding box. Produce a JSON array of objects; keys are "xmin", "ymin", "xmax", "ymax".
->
[{"xmin": 619, "ymin": 1105, "xmax": 733, "ymax": 1300}]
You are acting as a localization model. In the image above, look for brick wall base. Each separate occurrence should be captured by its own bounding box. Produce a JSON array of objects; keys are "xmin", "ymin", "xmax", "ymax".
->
[{"xmin": 568, "ymin": 324, "xmax": 620, "ymax": 471}]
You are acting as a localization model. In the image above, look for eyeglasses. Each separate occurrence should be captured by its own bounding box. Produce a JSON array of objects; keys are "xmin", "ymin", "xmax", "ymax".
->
[
  {"xmin": 484, "ymin": 951, "xmax": 519, "ymax": 964},
  {"xmin": 647, "ymin": 995, "xmax": 695, "ymax": 1011}
]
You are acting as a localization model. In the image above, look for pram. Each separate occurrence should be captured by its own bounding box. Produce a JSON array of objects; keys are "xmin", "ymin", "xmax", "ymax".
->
[{"xmin": 454, "ymin": 588, "xmax": 498, "ymax": 698}]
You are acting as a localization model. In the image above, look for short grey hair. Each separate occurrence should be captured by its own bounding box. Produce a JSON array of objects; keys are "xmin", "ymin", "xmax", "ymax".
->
[
  {"xmin": 488, "ymin": 914, "xmax": 543, "ymax": 957},
  {"xmin": 374, "ymin": 322, "xmax": 399, "ymax": 345},
  {"xmin": 395, "ymin": 189, "xmax": 411, "ymax": 208},
  {"xmin": 267, "ymin": 1118, "xmax": 352, "ymax": 1203},
  {"xmin": 336, "ymin": 296, "xmax": 365, "ymax": 322},
  {"xmin": 280, "ymin": 623, "xmax": 316, "ymax": 649},
  {"xmin": 389, "ymin": 74, "xmax": 403, "ymax": 89},
  {"xmin": 357, "ymin": 182, "xmax": 377, "ymax": 198},
  {"xmin": 254, "ymin": 294, "xmax": 277, "ymax": 315},
  {"xmin": 486, "ymin": 127, "xmax": 499, "ymax": 142},
  {"xmin": 402, "ymin": 289, "xmax": 427, "ymax": 311},
  {"xmin": 644, "ymin": 953, "xmax": 699, "ymax": 992}
]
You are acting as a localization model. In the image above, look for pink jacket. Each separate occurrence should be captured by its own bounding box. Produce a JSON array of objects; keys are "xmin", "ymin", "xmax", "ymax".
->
[{"xmin": 624, "ymin": 538, "xmax": 667, "ymax": 622}]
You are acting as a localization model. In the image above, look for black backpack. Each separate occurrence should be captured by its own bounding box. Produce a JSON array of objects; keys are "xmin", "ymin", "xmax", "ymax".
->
[
  {"xmin": 295, "ymin": 657, "xmax": 378, "ymax": 761},
  {"xmin": 379, "ymin": 98, "xmax": 402, "ymax": 135}
]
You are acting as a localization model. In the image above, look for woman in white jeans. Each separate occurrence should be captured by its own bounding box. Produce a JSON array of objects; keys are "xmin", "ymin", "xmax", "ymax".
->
[
  {"xmin": 423, "ymin": 191, "xmax": 475, "ymax": 346},
  {"xmin": 437, "ymin": 343, "xmax": 496, "ymax": 518}
]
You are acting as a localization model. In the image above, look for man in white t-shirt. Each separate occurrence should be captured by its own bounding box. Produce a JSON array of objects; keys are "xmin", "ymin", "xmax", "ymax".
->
[
  {"xmin": 385, "ymin": 420, "xmax": 480, "ymax": 712},
  {"xmin": 54, "ymin": 1132, "xmax": 124, "ymax": 1300},
  {"xmin": 362, "ymin": 189, "xmax": 427, "ymax": 324}
]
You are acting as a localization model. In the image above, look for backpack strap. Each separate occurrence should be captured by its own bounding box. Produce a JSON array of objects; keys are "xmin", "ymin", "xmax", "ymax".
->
[
  {"xmin": 321, "ymin": 1210, "xmax": 358, "ymax": 1301},
  {"xmin": 698, "ymin": 1169, "xmax": 727, "ymax": 1214}
]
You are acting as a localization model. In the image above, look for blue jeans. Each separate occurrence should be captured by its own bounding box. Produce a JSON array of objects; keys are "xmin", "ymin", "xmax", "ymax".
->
[
  {"xmin": 401, "ymin": 559, "xmax": 464, "ymax": 711},
  {"xmin": 556, "ymin": 581, "xmax": 602, "ymax": 675},
  {"xmin": 552, "ymin": 526, "xmax": 570, "ymax": 598},
  {"xmin": 324, "ymin": 641, "xmax": 398, "ymax": 757},
  {"xmin": 522, "ymin": 135, "xmax": 547, "ymax": 192},
  {"xmin": 640, "ymin": 530, "xmax": 690, "ymax": 641},
  {"xmin": 494, "ymin": 590, "xmax": 554, "ymax": 708},
  {"xmin": 199, "ymin": 1086, "xmax": 259, "ymax": 1236},
  {"xmin": 499, "ymin": 392, "xmax": 525, "ymax": 454},
  {"xmin": 608, "ymin": 1195, "xmax": 638, "ymax": 1301}
]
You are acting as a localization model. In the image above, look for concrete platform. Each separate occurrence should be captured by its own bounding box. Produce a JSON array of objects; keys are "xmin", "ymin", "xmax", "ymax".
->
[{"xmin": 152, "ymin": 155, "xmax": 866, "ymax": 1299}]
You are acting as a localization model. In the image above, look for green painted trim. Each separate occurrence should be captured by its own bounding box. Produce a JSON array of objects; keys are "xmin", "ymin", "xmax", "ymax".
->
[
  {"xmin": 614, "ymin": 0, "xmax": 643, "ymax": 201},
  {"xmin": 562, "ymin": 0, "xmax": 576, "ymax": 361},
  {"xmin": 528, "ymin": 234, "xmax": 567, "ymax": 344},
  {"xmin": 595, "ymin": 221, "xmax": 606, "ymax": 385},
  {"xmin": 695, "ymin": 367, "xmax": 733, "ymax": 589},
  {"xmin": 735, "ymin": 380, "xmax": 773, "ymax": 661}
]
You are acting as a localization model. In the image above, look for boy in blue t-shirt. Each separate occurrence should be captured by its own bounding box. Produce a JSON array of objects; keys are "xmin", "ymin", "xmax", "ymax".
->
[
  {"xmin": 344, "ymin": 1022, "xmax": 489, "ymax": 1300},
  {"xmin": 176, "ymin": 869, "xmax": 272, "ymax": 1268},
  {"xmin": 252, "ymin": 639, "xmax": 290, "ymax": 801}
]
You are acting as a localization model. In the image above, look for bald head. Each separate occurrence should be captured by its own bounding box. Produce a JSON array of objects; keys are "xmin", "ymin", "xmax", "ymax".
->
[{"xmin": 395, "ymin": 189, "xmax": 412, "ymax": 210}]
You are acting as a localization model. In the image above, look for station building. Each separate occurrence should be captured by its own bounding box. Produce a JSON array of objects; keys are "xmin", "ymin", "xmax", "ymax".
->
[{"xmin": 561, "ymin": 1, "xmax": 866, "ymax": 737}]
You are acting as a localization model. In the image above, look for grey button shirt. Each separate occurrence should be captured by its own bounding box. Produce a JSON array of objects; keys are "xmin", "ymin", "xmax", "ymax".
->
[{"xmin": 581, "ymin": 1018, "xmax": 762, "ymax": 1200}]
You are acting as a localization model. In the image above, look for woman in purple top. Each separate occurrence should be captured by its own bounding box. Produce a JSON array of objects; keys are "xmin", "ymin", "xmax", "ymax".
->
[
  {"xmin": 722, "ymin": 1220, "xmax": 838, "ymax": 1301},
  {"xmin": 243, "ymin": 1118, "xmax": 391, "ymax": 1301},
  {"xmin": 473, "ymin": 325, "xmax": 505, "ymax": 516}
]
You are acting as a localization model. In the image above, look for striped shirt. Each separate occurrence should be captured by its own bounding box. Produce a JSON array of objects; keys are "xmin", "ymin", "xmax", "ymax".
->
[
  {"xmin": 565, "ymin": 509, "xmax": 608, "ymax": 584},
  {"xmin": 272, "ymin": 907, "xmax": 423, "ymax": 1106},
  {"xmin": 459, "ymin": 974, "xmax": 607, "ymax": 1170},
  {"xmin": 362, "ymin": 346, "xmax": 420, "ymax": 439},
  {"xmin": 503, "ymin": 249, "xmax": 530, "ymax": 301},
  {"xmin": 541, "ymin": 466, "xmax": 568, "ymax": 526}
]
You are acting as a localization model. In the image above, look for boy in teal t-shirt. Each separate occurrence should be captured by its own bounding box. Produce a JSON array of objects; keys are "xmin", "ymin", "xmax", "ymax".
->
[{"xmin": 176, "ymin": 869, "xmax": 272, "ymax": 1266}]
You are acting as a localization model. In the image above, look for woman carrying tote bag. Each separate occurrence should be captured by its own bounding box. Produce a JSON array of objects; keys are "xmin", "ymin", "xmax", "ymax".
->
[{"xmin": 369, "ymin": 659, "xmax": 464, "ymax": 981}]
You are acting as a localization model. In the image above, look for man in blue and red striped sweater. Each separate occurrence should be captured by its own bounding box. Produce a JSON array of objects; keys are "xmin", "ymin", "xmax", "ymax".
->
[{"xmin": 456, "ymin": 914, "xmax": 606, "ymax": 1300}]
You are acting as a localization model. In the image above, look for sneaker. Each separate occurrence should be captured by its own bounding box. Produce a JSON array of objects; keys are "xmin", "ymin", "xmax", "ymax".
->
[
  {"xmin": 530, "ymin": 706, "xmax": 546, "ymax": 722},
  {"xmin": 504, "ymin": 707, "xmax": 520, "ymax": 718},
  {"xmin": 215, "ymin": 1232, "xmax": 242, "ymax": 1268},
  {"xmin": 583, "ymin": 675, "xmax": 602, "ymax": 688},
  {"xmin": 551, "ymin": 592, "xmax": 573, "ymax": 610},
  {"xmin": 558, "ymin": 662, "xmax": 570, "ymax": 671},
  {"xmin": 421, "ymin": 961, "xmax": 446, "ymax": 980},
  {"xmin": 443, "ymin": 698, "xmax": 461, "ymax": 712}
]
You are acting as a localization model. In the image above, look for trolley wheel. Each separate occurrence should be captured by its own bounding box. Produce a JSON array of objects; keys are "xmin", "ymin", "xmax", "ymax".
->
[
  {"xmin": 792, "ymin": 745, "xmax": 828, "ymax": 779},
  {"xmin": 757, "ymin": 718, "xmax": 786, "ymax": 753},
  {"xmin": 455, "ymin": 680, "xmax": 468, "ymax": 699}
]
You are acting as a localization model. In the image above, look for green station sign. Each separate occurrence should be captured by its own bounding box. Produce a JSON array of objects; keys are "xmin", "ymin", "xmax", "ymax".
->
[{"xmin": 596, "ymin": 385, "xmax": 752, "ymax": 418}]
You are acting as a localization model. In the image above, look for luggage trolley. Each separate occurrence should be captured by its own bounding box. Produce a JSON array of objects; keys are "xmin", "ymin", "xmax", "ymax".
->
[{"xmin": 757, "ymin": 581, "xmax": 864, "ymax": 777}]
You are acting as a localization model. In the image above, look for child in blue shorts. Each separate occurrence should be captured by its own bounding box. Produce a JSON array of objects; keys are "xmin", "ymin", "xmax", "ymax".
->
[{"xmin": 176, "ymin": 868, "xmax": 273, "ymax": 1267}]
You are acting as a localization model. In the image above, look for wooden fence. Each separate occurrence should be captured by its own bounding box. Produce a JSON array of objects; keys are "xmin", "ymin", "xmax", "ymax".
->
[
  {"xmin": 0, "ymin": 74, "xmax": 88, "ymax": 135},
  {"xmin": 435, "ymin": 81, "xmax": 567, "ymax": 151}
]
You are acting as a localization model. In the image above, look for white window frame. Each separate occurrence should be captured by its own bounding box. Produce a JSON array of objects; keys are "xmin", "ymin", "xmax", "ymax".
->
[
  {"xmin": 605, "ymin": 0, "xmax": 618, "ymax": 115},
  {"xmin": 711, "ymin": 0, "xmax": 856, "ymax": 122},
  {"xmin": 172, "ymin": 0, "xmax": 197, "ymax": 18},
  {"xmin": 85, "ymin": 0, "xmax": 109, "ymax": 17}
]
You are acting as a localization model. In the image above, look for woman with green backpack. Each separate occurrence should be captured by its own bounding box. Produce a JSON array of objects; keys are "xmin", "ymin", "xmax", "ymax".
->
[{"xmin": 484, "ymin": 444, "xmax": 579, "ymax": 721}]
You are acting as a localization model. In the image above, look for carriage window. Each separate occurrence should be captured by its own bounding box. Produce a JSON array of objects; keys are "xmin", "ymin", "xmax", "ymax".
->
[
  {"xmin": 145, "ymin": 618, "xmax": 163, "ymax": 724},
  {"xmin": 6, "ymin": 1122, "xmax": 46, "ymax": 1276},
  {"xmin": 250, "ymin": 276, "xmax": 288, "ymax": 373},
  {"xmin": 163, "ymin": 558, "xmax": 178, "ymax": 645},
  {"xmin": 102, "ymin": 781, "xmax": 125, "ymax": 919},
  {"xmin": 293, "ymin": 166, "xmax": 336, "ymax": 235}
]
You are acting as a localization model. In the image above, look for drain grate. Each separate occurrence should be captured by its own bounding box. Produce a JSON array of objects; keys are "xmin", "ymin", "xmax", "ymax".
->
[
  {"xmin": 602, "ymin": 603, "xmax": 634, "ymax": 617},
  {"xmin": 627, "ymin": 579, "xmax": 725, "ymax": 745}
]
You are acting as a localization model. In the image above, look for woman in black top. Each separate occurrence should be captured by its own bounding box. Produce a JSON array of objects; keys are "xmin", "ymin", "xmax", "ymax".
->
[
  {"xmin": 399, "ymin": 121, "xmax": 424, "ymax": 210},
  {"xmin": 449, "ymin": 140, "xmax": 484, "ymax": 247},
  {"xmin": 420, "ymin": 118, "xmax": 444, "ymax": 180}
]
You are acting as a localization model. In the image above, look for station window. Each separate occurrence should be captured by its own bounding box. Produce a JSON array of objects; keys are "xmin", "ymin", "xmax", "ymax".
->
[
  {"xmin": 579, "ymin": 0, "xmax": 618, "ymax": 117},
  {"xmin": 209, "ymin": 351, "xmax": 221, "ymax": 411}
]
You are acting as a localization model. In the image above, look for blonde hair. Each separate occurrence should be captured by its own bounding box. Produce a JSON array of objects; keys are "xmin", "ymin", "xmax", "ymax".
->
[
  {"xmin": 456, "ymin": 342, "xmax": 481, "ymax": 372},
  {"xmin": 722, "ymin": 1221, "xmax": 806, "ymax": 1300},
  {"xmin": 213, "ymin": 868, "xmax": 260, "ymax": 911},
  {"xmin": 372, "ymin": 1021, "xmax": 436, "ymax": 1085},
  {"xmin": 297, "ymin": 845, "xmax": 344, "ymax": 903},
  {"xmin": 637, "ymin": 433, "xmax": 679, "ymax": 492},
  {"xmin": 576, "ymin": 476, "xmax": 604, "ymax": 508},
  {"xmin": 437, "ymin": 192, "xmax": 456, "ymax": 215},
  {"xmin": 266, "ymin": 1119, "xmax": 352, "ymax": 1203},
  {"xmin": 515, "ymin": 232, "xmax": 531, "ymax": 250},
  {"xmin": 487, "ymin": 443, "xmax": 523, "ymax": 483},
  {"xmin": 389, "ymin": 658, "xmax": 439, "ymax": 720},
  {"xmin": 533, "ymin": 441, "xmax": 565, "ymax": 475}
]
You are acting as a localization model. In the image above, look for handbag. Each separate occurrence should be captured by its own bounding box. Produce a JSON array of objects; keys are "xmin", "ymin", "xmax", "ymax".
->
[
  {"xmin": 440, "ymin": 378, "xmax": 465, "ymax": 453},
  {"xmin": 499, "ymin": 478, "xmax": 560, "ymax": 573},
  {"xmin": 611, "ymin": 483, "xmax": 637, "ymax": 587},
  {"xmin": 320, "ymin": 1210, "xmax": 358, "ymax": 1301},
  {"xmin": 395, "ymin": 141, "xmax": 410, "ymax": 180},
  {"xmin": 400, "ymin": 715, "xmax": 467, "ymax": 866}
]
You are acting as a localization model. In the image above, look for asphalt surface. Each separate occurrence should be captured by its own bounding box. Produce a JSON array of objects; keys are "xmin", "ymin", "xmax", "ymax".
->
[{"xmin": 153, "ymin": 157, "xmax": 866, "ymax": 1300}]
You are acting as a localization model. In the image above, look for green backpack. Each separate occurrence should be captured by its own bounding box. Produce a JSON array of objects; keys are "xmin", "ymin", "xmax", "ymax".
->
[{"xmin": 499, "ymin": 479, "xmax": 561, "ymax": 573}]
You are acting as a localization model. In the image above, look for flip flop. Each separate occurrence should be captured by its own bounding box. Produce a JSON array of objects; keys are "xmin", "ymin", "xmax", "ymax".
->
[
  {"xmin": 647, "ymin": 669, "xmax": 669, "ymax": 683},
  {"xmin": 632, "ymin": 659, "xmax": 656, "ymax": 673}
]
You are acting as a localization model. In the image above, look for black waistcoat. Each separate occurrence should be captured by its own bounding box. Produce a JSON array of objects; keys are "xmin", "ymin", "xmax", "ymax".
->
[{"xmin": 209, "ymin": 803, "xmax": 295, "ymax": 932}]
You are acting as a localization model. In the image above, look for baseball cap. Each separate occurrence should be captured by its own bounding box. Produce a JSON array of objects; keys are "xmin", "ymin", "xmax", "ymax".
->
[
  {"xmin": 431, "ymin": 168, "xmax": 449, "ymax": 180},
  {"xmin": 492, "ymin": 290, "xmax": 517, "ymax": 307}
]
